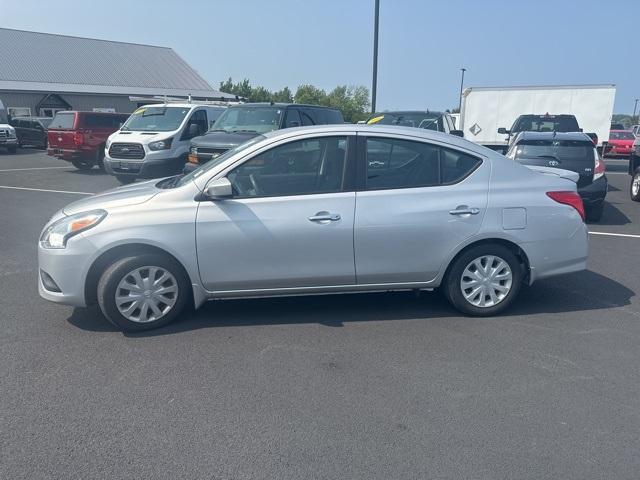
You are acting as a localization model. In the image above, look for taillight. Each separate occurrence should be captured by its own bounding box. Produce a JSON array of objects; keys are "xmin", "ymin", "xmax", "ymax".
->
[
  {"xmin": 73, "ymin": 132, "xmax": 84, "ymax": 146},
  {"xmin": 593, "ymin": 153, "xmax": 605, "ymax": 181},
  {"xmin": 547, "ymin": 191, "xmax": 585, "ymax": 221}
]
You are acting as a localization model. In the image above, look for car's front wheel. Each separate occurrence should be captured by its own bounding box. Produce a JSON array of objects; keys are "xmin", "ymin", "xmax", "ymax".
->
[
  {"xmin": 444, "ymin": 244, "xmax": 523, "ymax": 316},
  {"xmin": 631, "ymin": 172, "xmax": 640, "ymax": 202},
  {"xmin": 71, "ymin": 160, "xmax": 93, "ymax": 170},
  {"xmin": 97, "ymin": 253, "xmax": 190, "ymax": 331}
]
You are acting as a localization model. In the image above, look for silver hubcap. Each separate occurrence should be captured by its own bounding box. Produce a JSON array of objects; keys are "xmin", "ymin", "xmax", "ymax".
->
[
  {"xmin": 115, "ymin": 266, "xmax": 178, "ymax": 323},
  {"xmin": 460, "ymin": 255, "xmax": 513, "ymax": 308},
  {"xmin": 632, "ymin": 175, "xmax": 640, "ymax": 196}
]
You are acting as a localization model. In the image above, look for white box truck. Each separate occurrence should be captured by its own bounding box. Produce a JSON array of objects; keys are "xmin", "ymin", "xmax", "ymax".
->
[{"xmin": 459, "ymin": 84, "xmax": 616, "ymax": 151}]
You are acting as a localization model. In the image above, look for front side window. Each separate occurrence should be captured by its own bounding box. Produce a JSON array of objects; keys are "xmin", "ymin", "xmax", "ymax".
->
[
  {"xmin": 365, "ymin": 137, "xmax": 481, "ymax": 190},
  {"xmin": 228, "ymin": 136, "xmax": 348, "ymax": 197},
  {"xmin": 121, "ymin": 106, "xmax": 190, "ymax": 132},
  {"xmin": 184, "ymin": 110, "xmax": 208, "ymax": 138}
]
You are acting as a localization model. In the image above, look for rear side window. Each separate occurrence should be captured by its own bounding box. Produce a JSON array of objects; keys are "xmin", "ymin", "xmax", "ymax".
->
[
  {"xmin": 326, "ymin": 109, "xmax": 344, "ymax": 124},
  {"xmin": 83, "ymin": 114, "xmax": 123, "ymax": 128},
  {"xmin": 365, "ymin": 137, "xmax": 481, "ymax": 190},
  {"xmin": 513, "ymin": 139, "xmax": 595, "ymax": 163},
  {"xmin": 284, "ymin": 109, "xmax": 302, "ymax": 128},
  {"xmin": 49, "ymin": 113, "xmax": 75, "ymax": 129}
]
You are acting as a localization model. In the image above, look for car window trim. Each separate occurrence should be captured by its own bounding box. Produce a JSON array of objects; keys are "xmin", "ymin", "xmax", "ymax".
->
[{"xmin": 355, "ymin": 133, "xmax": 484, "ymax": 192}]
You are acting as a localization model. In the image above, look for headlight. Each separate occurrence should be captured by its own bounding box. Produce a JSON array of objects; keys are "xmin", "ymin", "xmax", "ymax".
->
[
  {"xmin": 8, "ymin": 127, "xmax": 16, "ymax": 138},
  {"xmin": 105, "ymin": 137, "xmax": 112, "ymax": 149},
  {"xmin": 149, "ymin": 138, "xmax": 173, "ymax": 151},
  {"xmin": 40, "ymin": 210, "xmax": 107, "ymax": 249}
]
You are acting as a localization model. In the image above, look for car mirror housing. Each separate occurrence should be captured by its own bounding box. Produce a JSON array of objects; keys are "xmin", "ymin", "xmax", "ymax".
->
[
  {"xmin": 204, "ymin": 177, "xmax": 233, "ymax": 200},
  {"xmin": 450, "ymin": 130, "xmax": 464, "ymax": 137},
  {"xmin": 497, "ymin": 127, "xmax": 509, "ymax": 135}
]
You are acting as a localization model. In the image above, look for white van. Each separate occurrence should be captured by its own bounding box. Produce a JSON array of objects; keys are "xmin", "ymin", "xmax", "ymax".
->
[{"xmin": 104, "ymin": 103, "xmax": 225, "ymax": 183}]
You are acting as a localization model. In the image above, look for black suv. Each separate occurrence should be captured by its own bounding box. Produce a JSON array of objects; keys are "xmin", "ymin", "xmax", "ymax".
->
[
  {"xmin": 366, "ymin": 110, "xmax": 463, "ymax": 136},
  {"xmin": 10, "ymin": 116, "xmax": 52, "ymax": 149},
  {"xmin": 507, "ymin": 132, "xmax": 607, "ymax": 221},
  {"xmin": 186, "ymin": 103, "xmax": 344, "ymax": 171},
  {"xmin": 499, "ymin": 114, "xmax": 598, "ymax": 146}
]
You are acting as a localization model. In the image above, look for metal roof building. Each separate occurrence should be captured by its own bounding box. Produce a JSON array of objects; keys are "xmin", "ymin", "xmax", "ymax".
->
[{"xmin": 0, "ymin": 28, "xmax": 235, "ymax": 118}]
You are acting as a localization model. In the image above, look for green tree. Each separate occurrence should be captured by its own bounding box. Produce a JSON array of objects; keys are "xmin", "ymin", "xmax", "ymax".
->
[
  {"xmin": 272, "ymin": 86, "xmax": 293, "ymax": 103},
  {"xmin": 249, "ymin": 86, "xmax": 273, "ymax": 103},
  {"xmin": 326, "ymin": 85, "xmax": 370, "ymax": 122},
  {"xmin": 294, "ymin": 84, "xmax": 328, "ymax": 106}
]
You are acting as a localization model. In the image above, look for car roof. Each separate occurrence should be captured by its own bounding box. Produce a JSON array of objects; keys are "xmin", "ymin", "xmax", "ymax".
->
[
  {"xmin": 370, "ymin": 110, "xmax": 445, "ymax": 116},
  {"xmin": 232, "ymin": 103, "xmax": 339, "ymax": 110},
  {"xmin": 514, "ymin": 131, "xmax": 592, "ymax": 142},
  {"xmin": 260, "ymin": 124, "xmax": 489, "ymax": 154}
]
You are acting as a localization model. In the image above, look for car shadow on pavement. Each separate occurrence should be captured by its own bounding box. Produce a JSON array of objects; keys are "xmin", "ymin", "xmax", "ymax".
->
[
  {"xmin": 66, "ymin": 270, "xmax": 634, "ymax": 337},
  {"xmin": 592, "ymin": 201, "xmax": 631, "ymax": 226},
  {"xmin": 68, "ymin": 169, "xmax": 106, "ymax": 176}
]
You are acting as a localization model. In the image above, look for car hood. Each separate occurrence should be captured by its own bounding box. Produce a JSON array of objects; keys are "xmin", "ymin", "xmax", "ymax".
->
[
  {"xmin": 190, "ymin": 131, "xmax": 260, "ymax": 149},
  {"xmin": 110, "ymin": 131, "xmax": 168, "ymax": 142},
  {"xmin": 62, "ymin": 178, "xmax": 160, "ymax": 215}
]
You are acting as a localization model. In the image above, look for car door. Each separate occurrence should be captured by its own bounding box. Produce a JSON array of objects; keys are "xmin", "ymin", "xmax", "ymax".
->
[
  {"xmin": 354, "ymin": 134, "xmax": 489, "ymax": 284},
  {"xmin": 196, "ymin": 133, "xmax": 357, "ymax": 291}
]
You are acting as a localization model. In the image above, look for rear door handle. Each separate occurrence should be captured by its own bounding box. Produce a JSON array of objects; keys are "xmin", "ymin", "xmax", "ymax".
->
[
  {"xmin": 449, "ymin": 207, "xmax": 480, "ymax": 216},
  {"xmin": 308, "ymin": 212, "xmax": 341, "ymax": 223}
]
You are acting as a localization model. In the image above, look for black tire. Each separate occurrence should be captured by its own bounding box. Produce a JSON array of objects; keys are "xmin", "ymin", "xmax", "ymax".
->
[
  {"xmin": 7, "ymin": 146, "xmax": 17, "ymax": 154},
  {"xmin": 585, "ymin": 202, "xmax": 604, "ymax": 222},
  {"xmin": 115, "ymin": 175, "xmax": 136, "ymax": 185},
  {"xmin": 97, "ymin": 253, "xmax": 190, "ymax": 332},
  {"xmin": 71, "ymin": 159, "xmax": 93, "ymax": 170},
  {"xmin": 443, "ymin": 244, "xmax": 523, "ymax": 317},
  {"xmin": 631, "ymin": 172, "xmax": 640, "ymax": 202},
  {"xmin": 96, "ymin": 147, "xmax": 106, "ymax": 171},
  {"xmin": 41, "ymin": 138, "xmax": 48, "ymax": 150}
]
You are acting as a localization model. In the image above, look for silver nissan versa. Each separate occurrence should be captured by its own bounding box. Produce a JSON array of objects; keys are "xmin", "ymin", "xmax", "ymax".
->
[{"xmin": 38, "ymin": 125, "xmax": 588, "ymax": 331}]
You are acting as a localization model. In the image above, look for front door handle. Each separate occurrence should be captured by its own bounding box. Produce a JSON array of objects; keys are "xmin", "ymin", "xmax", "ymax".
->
[
  {"xmin": 449, "ymin": 206, "xmax": 480, "ymax": 216},
  {"xmin": 308, "ymin": 211, "xmax": 341, "ymax": 223}
]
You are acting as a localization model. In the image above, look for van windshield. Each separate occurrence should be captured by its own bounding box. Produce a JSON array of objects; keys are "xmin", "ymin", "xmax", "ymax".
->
[
  {"xmin": 121, "ymin": 106, "xmax": 190, "ymax": 132},
  {"xmin": 211, "ymin": 107, "xmax": 282, "ymax": 134}
]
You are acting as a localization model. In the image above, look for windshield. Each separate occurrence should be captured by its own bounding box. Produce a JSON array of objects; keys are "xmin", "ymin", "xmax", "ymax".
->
[
  {"xmin": 39, "ymin": 118, "xmax": 53, "ymax": 128},
  {"xmin": 512, "ymin": 116, "xmax": 579, "ymax": 133},
  {"xmin": 367, "ymin": 112, "xmax": 442, "ymax": 131},
  {"xmin": 212, "ymin": 107, "xmax": 283, "ymax": 134},
  {"xmin": 176, "ymin": 135, "xmax": 266, "ymax": 187},
  {"xmin": 610, "ymin": 131, "xmax": 635, "ymax": 140},
  {"xmin": 49, "ymin": 112, "xmax": 75, "ymax": 129},
  {"xmin": 121, "ymin": 106, "xmax": 190, "ymax": 132},
  {"xmin": 513, "ymin": 139, "xmax": 594, "ymax": 163}
]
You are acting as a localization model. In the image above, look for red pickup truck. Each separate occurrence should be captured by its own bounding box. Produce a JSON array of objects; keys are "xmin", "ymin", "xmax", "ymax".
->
[{"xmin": 47, "ymin": 111, "xmax": 130, "ymax": 170}]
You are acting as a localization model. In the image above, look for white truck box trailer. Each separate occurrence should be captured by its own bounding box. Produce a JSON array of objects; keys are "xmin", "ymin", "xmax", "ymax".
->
[{"xmin": 459, "ymin": 84, "xmax": 616, "ymax": 150}]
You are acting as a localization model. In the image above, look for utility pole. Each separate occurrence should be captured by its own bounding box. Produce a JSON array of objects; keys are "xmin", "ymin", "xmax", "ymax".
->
[
  {"xmin": 458, "ymin": 67, "xmax": 467, "ymax": 113},
  {"xmin": 371, "ymin": 0, "xmax": 380, "ymax": 113},
  {"xmin": 633, "ymin": 98, "xmax": 639, "ymax": 124}
]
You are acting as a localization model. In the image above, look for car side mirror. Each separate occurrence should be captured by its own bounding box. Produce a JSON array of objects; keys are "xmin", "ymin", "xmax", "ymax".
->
[
  {"xmin": 497, "ymin": 127, "xmax": 509, "ymax": 135},
  {"xmin": 187, "ymin": 123, "xmax": 200, "ymax": 138},
  {"xmin": 450, "ymin": 129, "xmax": 464, "ymax": 137},
  {"xmin": 204, "ymin": 177, "xmax": 233, "ymax": 199}
]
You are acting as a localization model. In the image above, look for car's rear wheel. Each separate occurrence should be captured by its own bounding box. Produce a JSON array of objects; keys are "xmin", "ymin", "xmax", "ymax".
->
[
  {"xmin": 96, "ymin": 147, "xmax": 105, "ymax": 170},
  {"xmin": 71, "ymin": 160, "xmax": 93, "ymax": 170},
  {"xmin": 444, "ymin": 244, "xmax": 522, "ymax": 316},
  {"xmin": 97, "ymin": 254, "xmax": 190, "ymax": 331},
  {"xmin": 631, "ymin": 172, "xmax": 640, "ymax": 202}
]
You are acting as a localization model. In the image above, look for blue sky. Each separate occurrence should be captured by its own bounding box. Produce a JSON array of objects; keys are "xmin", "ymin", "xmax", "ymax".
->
[{"xmin": 1, "ymin": 0, "xmax": 637, "ymax": 112}]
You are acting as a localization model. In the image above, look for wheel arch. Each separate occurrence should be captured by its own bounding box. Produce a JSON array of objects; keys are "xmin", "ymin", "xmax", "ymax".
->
[{"xmin": 84, "ymin": 243, "xmax": 194, "ymax": 307}]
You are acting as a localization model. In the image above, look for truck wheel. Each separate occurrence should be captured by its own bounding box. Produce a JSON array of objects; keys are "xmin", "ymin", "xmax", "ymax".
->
[
  {"xmin": 96, "ymin": 148, "xmax": 106, "ymax": 171},
  {"xmin": 72, "ymin": 160, "xmax": 93, "ymax": 170},
  {"xmin": 116, "ymin": 175, "xmax": 136, "ymax": 185},
  {"xmin": 631, "ymin": 172, "xmax": 640, "ymax": 202}
]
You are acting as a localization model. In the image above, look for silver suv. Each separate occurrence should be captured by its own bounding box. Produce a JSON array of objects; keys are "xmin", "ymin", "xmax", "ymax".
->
[{"xmin": 39, "ymin": 125, "xmax": 588, "ymax": 331}]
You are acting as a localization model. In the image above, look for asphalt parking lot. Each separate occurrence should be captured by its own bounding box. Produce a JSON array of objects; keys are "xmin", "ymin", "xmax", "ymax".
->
[{"xmin": 1, "ymin": 149, "xmax": 639, "ymax": 479}]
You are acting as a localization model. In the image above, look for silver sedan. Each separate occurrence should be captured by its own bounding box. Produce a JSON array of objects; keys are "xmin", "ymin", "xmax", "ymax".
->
[{"xmin": 38, "ymin": 125, "xmax": 588, "ymax": 331}]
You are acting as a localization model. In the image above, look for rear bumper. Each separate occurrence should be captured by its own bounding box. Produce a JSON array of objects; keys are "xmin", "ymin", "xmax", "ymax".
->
[
  {"xmin": 47, "ymin": 148, "xmax": 94, "ymax": 162},
  {"xmin": 103, "ymin": 155, "xmax": 184, "ymax": 179},
  {"xmin": 578, "ymin": 175, "xmax": 607, "ymax": 206}
]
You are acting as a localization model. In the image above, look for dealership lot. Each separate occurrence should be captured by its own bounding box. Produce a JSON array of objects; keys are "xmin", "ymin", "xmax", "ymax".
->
[{"xmin": 1, "ymin": 150, "xmax": 639, "ymax": 478}]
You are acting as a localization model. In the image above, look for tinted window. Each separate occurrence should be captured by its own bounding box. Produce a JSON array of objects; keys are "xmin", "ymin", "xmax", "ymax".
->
[
  {"xmin": 213, "ymin": 106, "xmax": 283, "ymax": 134},
  {"xmin": 512, "ymin": 116, "xmax": 580, "ymax": 133},
  {"xmin": 513, "ymin": 139, "xmax": 595, "ymax": 163},
  {"xmin": 300, "ymin": 109, "xmax": 316, "ymax": 126},
  {"xmin": 610, "ymin": 131, "xmax": 635, "ymax": 140},
  {"xmin": 284, "ymin": 109, "xmax": 302, "ymax": 128},
  {"xmin": 122, "ymin": 106, "xmax": 190, "ymax": 132},
  {"xmin": 49, "ymin": 112, "xmax": 75, "ymax": 129},
  {"xmin": 365, "ymin": 137, "xmax": 481, "ymax": 190},
  {"xmin": 185, "ymin": 110, "xmax": 208, "ymax": 137},
  {"xmin": 228, "ymin": 136, "xmax": 348, "ymax": 197},
  {"xmin": 84, "ymin": 114, "xmax": 122, "ymax": 128},
  {"xmin": 327, "ymin": 109, "xmax": 344, "ymax": 124}
]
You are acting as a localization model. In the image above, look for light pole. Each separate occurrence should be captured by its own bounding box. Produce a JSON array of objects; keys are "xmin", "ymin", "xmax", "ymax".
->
[
  {"xmin": 371, "ymin": 0, "xmax": 380, "ymax": 113},
  {"xmin": 633, "ymin": 98, "xmax": 639, "ymax": 125},
  {"xmin": 458, "ymin": 67, "xmax": 466, "ymax": 113}
]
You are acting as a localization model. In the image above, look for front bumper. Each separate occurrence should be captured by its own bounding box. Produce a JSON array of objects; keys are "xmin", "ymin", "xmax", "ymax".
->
[
  {"xmin": 104, "ymin": 154, "xmax": 184, "ymax": 179},
  {"xmin": 38, "ymin": 234, "xmax": 96, "ymax": 307},
  {"xmin": 0, "ymin": 138, "xmax": 17, "ymax": 146},
  {"xmin": 578, "ymin": 175, "xmax": 607, "ymax": 206}
]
